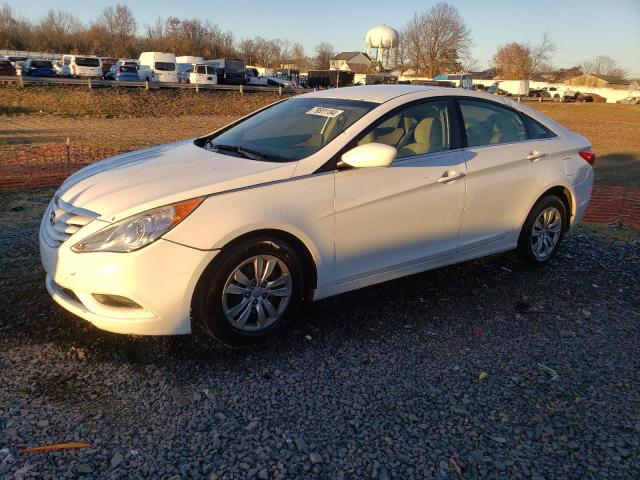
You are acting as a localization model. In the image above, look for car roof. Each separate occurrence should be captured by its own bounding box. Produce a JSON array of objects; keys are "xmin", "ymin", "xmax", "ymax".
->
[{"xmin": 299, "ymin": 85, "xmax": 441, "ymax": 103}]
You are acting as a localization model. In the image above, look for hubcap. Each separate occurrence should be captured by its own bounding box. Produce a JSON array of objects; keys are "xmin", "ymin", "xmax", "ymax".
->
[
  {"xmin": 531, "ymin": 206, "xmax": 562, "ymax": 260},
  {"xmin": 222, "ymin": 255, "xmax": 292, "ymax": 332}
]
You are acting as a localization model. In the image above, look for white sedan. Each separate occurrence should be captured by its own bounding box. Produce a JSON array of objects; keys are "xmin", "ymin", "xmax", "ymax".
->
[{"xmin": 40, "ymin": 86, "xmax": 595, "ymax": 345}]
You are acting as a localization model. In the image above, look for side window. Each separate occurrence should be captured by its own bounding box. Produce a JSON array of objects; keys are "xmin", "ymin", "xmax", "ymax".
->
[
  {"xmin": 459, "ymin": 99, "xmax": 526, "ymax": 147},
  {"xmin": 523, "ymin": 115, "xmax": 556, "ymax": 139},
  {"xmin": 358, "ymin": 100, "xmax": 451, "ymax": 159},
  {"xmin": 196, "ymin": 65, "xmax": 206, "ymax": 74}
]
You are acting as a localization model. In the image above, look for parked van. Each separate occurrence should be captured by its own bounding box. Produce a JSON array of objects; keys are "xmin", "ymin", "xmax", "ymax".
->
[
  {"xmin": 138, "ymin": 52, "xmax": 177, "ymax": 83},
  {"xmin": 63, "ymin": 55, "xmax": 103, "ymax": 78},
  {"xmin": 187, "ymin": 64, "xmax": 218, "ymax": 85}
]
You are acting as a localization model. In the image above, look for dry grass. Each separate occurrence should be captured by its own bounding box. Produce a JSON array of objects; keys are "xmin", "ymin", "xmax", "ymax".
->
[
  {"xmin": 0, "ymin": 84, "xmax": 282, "ymax": 117},
  {"xmin": 1, "ymin": 87, "xmax": 639, "ymax": 186}
]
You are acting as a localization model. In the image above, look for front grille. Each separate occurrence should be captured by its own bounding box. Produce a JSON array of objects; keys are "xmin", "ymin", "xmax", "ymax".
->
[{"xmin": 43, "ymin": 196, "xmax": 98, "ymax": 247}]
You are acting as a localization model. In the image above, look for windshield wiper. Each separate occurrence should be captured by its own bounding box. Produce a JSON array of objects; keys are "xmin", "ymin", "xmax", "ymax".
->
[{"xmin": 210, "ymin": 143, "xmax": 268, "ymax": 161}]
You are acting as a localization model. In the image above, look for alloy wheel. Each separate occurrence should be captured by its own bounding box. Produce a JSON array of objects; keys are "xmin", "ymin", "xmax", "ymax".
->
[
  {"xmin": 531, "ymin": 206, "xmax": 562, "ymax": 260},
  {"xmin": 221, "ymin": 255, "xmax": 292, "ymax": 332}
]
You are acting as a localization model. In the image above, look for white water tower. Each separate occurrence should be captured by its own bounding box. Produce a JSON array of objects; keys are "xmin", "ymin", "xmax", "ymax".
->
[{"xmin": 364, "ymin": 25, "xmax": 399, "ymax": 71}]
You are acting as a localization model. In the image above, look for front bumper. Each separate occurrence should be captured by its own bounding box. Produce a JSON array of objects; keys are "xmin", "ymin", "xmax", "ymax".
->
[{"xmin": 40, "ymin": 232, "xmax": 218, "ymax": 335}]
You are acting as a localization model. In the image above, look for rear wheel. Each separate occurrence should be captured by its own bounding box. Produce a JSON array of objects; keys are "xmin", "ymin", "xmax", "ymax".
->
[
  {"xmin": 193, "ymin": 237, "xmax": 303, "ymax": 346},
  {"xmin": 517, "ymin": 195, "xmax": 567, "ymax": 264}
]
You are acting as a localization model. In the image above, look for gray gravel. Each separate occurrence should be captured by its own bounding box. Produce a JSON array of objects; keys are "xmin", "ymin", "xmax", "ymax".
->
[{"xmin": 1, "ymin": 188, "xmax": 639, "ymax": 479}]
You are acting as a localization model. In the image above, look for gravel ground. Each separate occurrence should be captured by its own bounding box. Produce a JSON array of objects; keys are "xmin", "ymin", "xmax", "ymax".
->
[{"xmin": 1, "ymin": 189, "xmax": 639, "ymax": 479}]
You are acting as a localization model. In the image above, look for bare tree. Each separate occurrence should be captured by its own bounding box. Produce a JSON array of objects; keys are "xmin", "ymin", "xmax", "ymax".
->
[
  {"xmin": 0, "ymin": 3, "xmax": 32, "ymax": 49},
  {"xmin": 403, "ymin": 2, "xmax": 471, "ymax": 77},
  {"xmin": 314, "ymin": 41, "xmax": 334, "ymax": 70},
  {"xmin": 582, "ymin": 55, "xmax": 626, "ymax": 80},
  {"xmin": 34, "ymin": 9, "xmax": 82, "ymax": 52},
  {"xmin": 528, "ymin": 31, "xmax": 556, "ymax": 78},
  {"xmin": 289, "ymin": 42, "xmax": 308, "ymax": 70},
  {"xmin": 99, "ymin": 4, "xmax": 136, "ymax": 57},
  {"xmin": 492, "ymin": 42, "xmax": 532, "ymax": 79}
]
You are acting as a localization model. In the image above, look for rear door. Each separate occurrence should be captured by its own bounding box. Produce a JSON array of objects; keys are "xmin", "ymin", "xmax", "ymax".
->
[{"xmin": 456, "ymin": 98, "xmax": 550, "ymax": 250}]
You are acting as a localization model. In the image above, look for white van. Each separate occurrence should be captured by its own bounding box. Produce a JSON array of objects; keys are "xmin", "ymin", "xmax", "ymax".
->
[
  {"xmin": 64, "ymin": 55, "xmax": 103, "ymax": 78},
  {"xmin": 176, "ymin": 56, "xmax": 204, "ymax": 65},
  {"xmin": 138, "ymin": 52, "xmax": 177, "ymax": 83},
  {"xmin": 188, "ymin": 64, "xmax": 218, "ymax": 85}
]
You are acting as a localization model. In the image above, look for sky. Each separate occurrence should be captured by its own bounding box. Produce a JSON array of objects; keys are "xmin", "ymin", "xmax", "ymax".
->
[{"xmin": 10, "ymin": 0, "xmax": 640, "ymax": 76}]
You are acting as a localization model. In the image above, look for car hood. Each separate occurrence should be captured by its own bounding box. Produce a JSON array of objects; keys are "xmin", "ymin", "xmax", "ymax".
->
[{"xmin": 58, "ymin": 140, "xmax": 297, "ymax": 220}]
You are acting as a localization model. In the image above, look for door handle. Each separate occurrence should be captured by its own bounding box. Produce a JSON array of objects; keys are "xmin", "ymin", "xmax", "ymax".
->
[
  {"xmin": 437, "ymin": 170, "xmax": 466, "ymax": 184},
  {"xmin": 526, "ymin": 151, "xmax": 546, "ymax": 162}
]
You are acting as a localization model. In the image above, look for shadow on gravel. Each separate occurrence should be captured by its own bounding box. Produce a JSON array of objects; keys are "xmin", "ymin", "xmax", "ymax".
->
[{"xmin": 7, "ymin": 249, "xmax": 554, "ymax": 373}]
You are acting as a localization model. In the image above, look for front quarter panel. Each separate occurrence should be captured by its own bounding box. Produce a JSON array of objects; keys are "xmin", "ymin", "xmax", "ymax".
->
[{"xmin": 164, "ymin": 172, "xmax": 336, "ymax": 288}]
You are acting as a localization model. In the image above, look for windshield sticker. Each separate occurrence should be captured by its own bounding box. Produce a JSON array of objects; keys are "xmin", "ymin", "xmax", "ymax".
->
[{"xmin": 306, "ymin": 106, "xmax": 344, "ymax": 118}]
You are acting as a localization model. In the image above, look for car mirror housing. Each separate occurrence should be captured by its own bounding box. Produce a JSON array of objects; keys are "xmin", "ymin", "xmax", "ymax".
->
[{"xmin": 341, "ymin": 143, "xmax": 397, "ymax": 169}]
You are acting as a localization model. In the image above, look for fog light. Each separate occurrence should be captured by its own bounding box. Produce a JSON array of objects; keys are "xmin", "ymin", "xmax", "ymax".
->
[{"xmin": 92, "ymin": 294, "xmax": 141, "ymax": 309}]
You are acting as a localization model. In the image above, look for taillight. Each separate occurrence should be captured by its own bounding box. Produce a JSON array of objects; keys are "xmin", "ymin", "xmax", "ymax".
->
[{"xmin": 579, "ymin": 148, "xmax": 596, "ymax": 166}]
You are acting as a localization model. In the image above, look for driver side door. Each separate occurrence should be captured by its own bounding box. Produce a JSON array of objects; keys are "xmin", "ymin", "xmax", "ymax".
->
[{"xmin": 334, "ymin": 98, "xmax": 467, "ymax": 283}]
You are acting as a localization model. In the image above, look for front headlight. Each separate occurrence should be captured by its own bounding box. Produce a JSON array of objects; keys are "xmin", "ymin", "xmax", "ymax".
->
[{"xmin": 72, "ymin": 197, "xmax": 204, "ymax": 253}]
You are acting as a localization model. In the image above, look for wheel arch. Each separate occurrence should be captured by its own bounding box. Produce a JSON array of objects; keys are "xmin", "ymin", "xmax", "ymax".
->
[
  {"xmin": 525, "ymin": 185, "xmax": 575, "ymax": 231},
  {"xmin": 191, "ymin": 228, "xmax": 319, "ymax": 314}
]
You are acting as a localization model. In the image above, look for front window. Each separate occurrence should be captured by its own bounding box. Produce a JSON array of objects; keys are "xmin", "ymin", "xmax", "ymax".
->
[
  {"xmin": 154, "ymin": 62, "xmax": 175, "ymax": 71},
  {"xmin": 75, "ymin": 57, "xmax": 100, "ymax": 67},
  {"xmin": 357, "ymin": 100, "xmax": 451, "ymax": 158},
  {"xmin": 201, "ymin": 98, "xmax": 377, "ymax": 162}
]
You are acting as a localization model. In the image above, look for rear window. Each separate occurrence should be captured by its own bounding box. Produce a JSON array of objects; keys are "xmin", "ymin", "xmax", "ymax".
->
[
  {"xmin": 524, "ymin": 115, "xmax": 556, "ymax": 139},
  {"xmin": 154, "ymin": 62, "xmax": 175, "ymax": 71},
  {"xmin": 31, "ymin": 61, "xmax": 52, "ymax": 68},
  {"xmin": 459, "ymin": 99, "xmax": 526, "ymax": 147},
  {"xmin": 75, "ymin": 57, "xmax": 100, "ymax": 67},
  {"xmin": 0, "ymin": 61, "xmax": 12, "ymax": 67},
  {"xmin": 120, "ymin": 65, "xmax": 137, "ymax": 73}
]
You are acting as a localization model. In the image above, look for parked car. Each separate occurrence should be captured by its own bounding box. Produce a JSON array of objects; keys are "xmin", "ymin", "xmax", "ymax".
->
[
  {"xmin": 52, "ymin": 60, "xmax": 71, "ymax": 77},
  {"xmin": 187, "ymin": 64, "xmax": 218, "ymax": 85},
  {"xmin": 114, "ymin": 65, "xmax": 141, "ymax": 82},
  {"xmin": 561, "ymin": 90, "xmax": 578, "ymax": 102},
  {"xmin": 64, "ymin": 55, "xmax": 103, "ymax": 78},
  {"xmin": 22, "ymin": 59, "xmax": 56, "ymax": 77},
  {"xmin": 0, "ymin": 59, "xmax": 17, "ymax": 76},
  {"xmin": 40, "ymin": 86, "xmax": 595, "ymax": 345},
  {"xmin": 541, "ymin": 86, "xmax": 561, "ymax": 99},
  {"xmin": 617, "ymin": 96, "xmax": 640, "ymax": 105},
  {"xmin": 246, "ymin": 67, "xmax": 294, "ymax": 87},
  {"xmin": 138, "ymin": 52, "xmax": 177, "ymax": 83}
]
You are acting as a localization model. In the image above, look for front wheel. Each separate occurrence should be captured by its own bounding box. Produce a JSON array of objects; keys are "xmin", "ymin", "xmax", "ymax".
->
[
  {"xmin": 193, "ymin": 237, "xmax": 303, "ymax": 346},
  {"xmin": 517, "ymin": 195, "xmax": 567, "ymax": 264}
]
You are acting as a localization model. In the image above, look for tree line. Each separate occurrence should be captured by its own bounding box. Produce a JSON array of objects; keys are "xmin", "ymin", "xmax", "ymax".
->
[{"xmin": 0, "ymin": 2, "xmax": 628, "ymax": 79}]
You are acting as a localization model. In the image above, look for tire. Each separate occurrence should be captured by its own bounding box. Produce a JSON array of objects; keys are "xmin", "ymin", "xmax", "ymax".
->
[
  {"xmin": 517, "ymin": 195, "xmax": 567, "ymax": 264},
  {"xmin": 193, "ymin": 237, "xmax": 304, "ymax": 346}
]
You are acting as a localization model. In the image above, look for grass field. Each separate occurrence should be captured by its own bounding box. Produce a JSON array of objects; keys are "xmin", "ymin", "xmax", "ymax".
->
[{"xmin": 1, "ymin": 85, "xmax": 639, "ymax": 186}]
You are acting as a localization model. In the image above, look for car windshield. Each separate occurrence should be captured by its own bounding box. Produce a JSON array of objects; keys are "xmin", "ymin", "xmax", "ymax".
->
[
  {"xmin": 76, "ymin": 57, "xmax": 100, "ymax": 67},
  {"xmin": 155, "ymin": 62, "xmax": 175, "ymax": 71},
  {"xmin": 31, "ymin": 61, "xmax": 52, "ymax": 68},
  {"xmin": 201, "ymin": 97, "xmax": 378, "ymax": 162}
]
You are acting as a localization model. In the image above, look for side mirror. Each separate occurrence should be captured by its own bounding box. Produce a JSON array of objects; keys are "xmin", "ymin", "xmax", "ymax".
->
[{"xmin": 340, "ymin": 143, "xmax": 397, "ymax": 169}]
